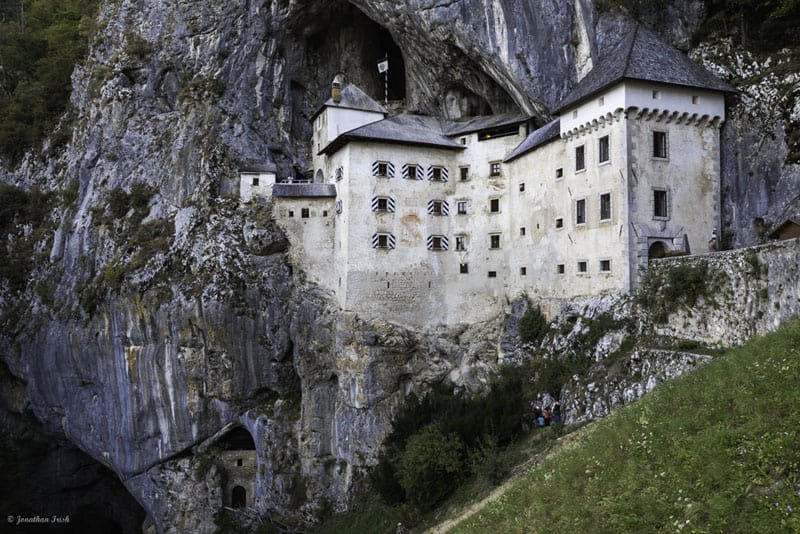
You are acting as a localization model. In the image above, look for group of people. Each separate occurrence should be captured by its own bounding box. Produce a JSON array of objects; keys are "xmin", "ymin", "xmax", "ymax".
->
[{"xmin": 533, "ymin": 402, "xmax": 561, "ymax": 428}]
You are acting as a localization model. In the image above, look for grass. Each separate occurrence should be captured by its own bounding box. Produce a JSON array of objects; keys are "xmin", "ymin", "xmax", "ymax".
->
[{"xmin": 450, "ymin": 319, "xmax": 800, "ymax": 533}]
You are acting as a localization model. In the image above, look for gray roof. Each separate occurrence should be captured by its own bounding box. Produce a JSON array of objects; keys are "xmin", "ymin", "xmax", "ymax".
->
[
  {"xmin": 320, "ymin": 114, "xmax": 466, "ymax": 155},
  {"xmin": 272, "ymin": 184, "xmax": 337, "ymax": 198},
  {"xmin": 504, "ymin": 118, "xmax": 561, "ymax": 162},
  {"xmin": 557, "ymin": 25, "xmax": 735, "ymax": 112},
  {"xmin": 311, "ymin": 83, "xmax": 387, "ymax": 120},
  {"xmin": 444, "ymin": 112, "xmax": 529, "ymax": 136},
  {"xmin": 239, "ymin": 163, "xmax": 276, "ymax": 173}
]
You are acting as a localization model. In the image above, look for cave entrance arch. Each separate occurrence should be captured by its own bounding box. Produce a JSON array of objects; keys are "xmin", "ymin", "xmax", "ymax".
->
[
  {"xmin": 231, "ymin": 486, "xmax": 246, "ymax": 508},
  {"xmin": 648, "ymin": 241, "xmax": 668, "ymax": 260}
]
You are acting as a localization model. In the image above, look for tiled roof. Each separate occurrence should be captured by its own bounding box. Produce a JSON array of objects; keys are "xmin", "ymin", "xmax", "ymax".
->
[
  {"xmin": 320, "ymin": 114, "xmax": 465, "ymax": 155},
  {"xmin": 311, "ymin": 84, "xmax": 387, "ymax": 120},
  {"xmin": 444, "ymin": 112, "xmax": 529, "ymax": 136},
  {"xmin": 557, "ymin": 25, "xmax": 735, "ymax": 112},
  {"xmin": 504, "ymin": 118, "xmax": 561, "ymax": 162}
]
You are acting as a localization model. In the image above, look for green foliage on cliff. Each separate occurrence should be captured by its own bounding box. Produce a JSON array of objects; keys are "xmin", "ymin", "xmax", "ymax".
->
[
  {"xmin": 0, "ymin": 0, "xmax": 100, "ymax": 164},
  {"xmin": 518, "ymin": 305, "xmax": 549, "ymax": 345},
  {"xmin": 637, "ymin": 260, "xmax": 728, "ymax": 323},
  {"xmin": 453, "ymin": 319, "xmax": 800, "ymax": 533}
]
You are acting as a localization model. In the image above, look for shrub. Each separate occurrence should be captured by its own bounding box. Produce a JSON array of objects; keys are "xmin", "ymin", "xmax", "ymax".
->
[
  {"xmin": 397, "ymin": 423, "xmax": 465, "ymax": 510},
  {"xmin": 519, "ymin": 305, "xmax": 549, "ymax": 345}
]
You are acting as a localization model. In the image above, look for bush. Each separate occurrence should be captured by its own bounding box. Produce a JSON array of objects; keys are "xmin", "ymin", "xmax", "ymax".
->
[
  {"xmin": 519, "ymin": 305, "xmax": 549, "ymax": 345},
  {"xmin": 397, "ymin": 423, "xmax": 465, "ymax": 510}
]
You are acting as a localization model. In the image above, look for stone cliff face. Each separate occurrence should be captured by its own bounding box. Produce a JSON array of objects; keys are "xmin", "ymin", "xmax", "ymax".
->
[{"xmin": 1, "ymin": 0, "xmax": 798, "ymax": 531}]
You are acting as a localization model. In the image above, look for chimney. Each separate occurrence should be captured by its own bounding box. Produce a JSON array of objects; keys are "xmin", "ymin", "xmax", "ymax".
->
[{"xmin": 332, "ymin": 74, "xmax": 344, "ymax": 103}]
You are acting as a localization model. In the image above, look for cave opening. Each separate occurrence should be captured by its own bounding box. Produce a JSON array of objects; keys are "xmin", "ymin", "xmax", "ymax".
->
[{"xmin": 300, "ymin": 1, "xmax": 407, "ymax": 108}]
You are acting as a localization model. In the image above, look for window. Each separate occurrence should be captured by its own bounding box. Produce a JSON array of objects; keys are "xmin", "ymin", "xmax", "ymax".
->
[
  {"xmin": 460, "ymin": 263, "xmax": 469, "ymax": 274},
  {"xmin": 490, "ymin": 198, "xmax": 500, "ymax": 213},
  {"xmin": 600, "ymin": 193, "xmax": 611, "ymax": 221},
  {"xmin": 600, "ymin": 259, "xmax": 611, "ymax": 272},
  {"xmin": 520, "ymin": 267, "xmax": 527, "ymax": 276},
  {"xmin": 555, "ymin": 217, "xmax": 564, "ymax": 229},
  {"xmin": 376, "ymin": 162, "xmax": 388, "ymax": 176},
  {"xmin": 288, "ymin": 210, "xmax": 294, "ymax": 218},
  {"xmin": 323, "ymin": 210, "xmax": 328, "ymax": 217},
  {"xmin": 460, "ymin": 167, "xmax": 469, "ymax": 181},
  {"xmin": 519, "ymin": 183, "xmax": 525, "ymax": 192},
  {"xmin": 301, "ymin": 208, "xmax": 310, "ymax": 218},
  {"xmin": 490, "ymin": 162, "xmax": 502, "ymax": 176},
  {"xmin": 654, "ymin": 189, "xmax": 669, "ymax": 218},
  {"xmin": 428, "ymin": 199, "xmax": 449, "ymax": 216},
  {"xmin": 488, "ymin": 271, "xmax": 497, "ymax": 278},
  {"xmin": 575, "ymin": 145, "xmax": 585, "ymax": 172},
  {"xmin": 427, "ymin": 235, "xmax": 448, "ymax": 251},
  {"xmin": 692, "ymin": 95, "xmax": 699, "ymax": 104},
  {"xmin": 236, "ymin": 458, "xmax": 243, "ymax": 467},
  {"xmin": 372, "ymin": 196, "xmax": 395, "ymax": 212},
  {"xmin": 490, "ymin": 234, "xmax": 501, "ymax": 249},
  {"xmin": 652, "ymin": 90, "xmax": 661, "ymax": 99},
  {"xmin": 457, "ymin": 200, "xmax": 468, "ymax": 214},
  {"xmin": 455, "ymin": 235, "xmax": 467, "ymax": 251},
  {"xmin": 372, "ymin": 233, "xmax": 396, "ymax": 249},
  {"xmin": 557, "ymin": 264, "xmax": 565, "ymax": 274},
  {"xmin": 407, "ymin": 165, "xmax": 418, "ymax": 180},
  {"xmin": 653, "ymin": 131, "xmax": 668, "ymax": 159},
  {"xmin": 576, "ymin": 198, "xmax": 586, "ymax": 225},
  {"xmin": 598, "ymin": 135, "xmax": 609, "ymax": 164},
  {"xmin": 555, "ymin": 168, "xmax": 563, "ymax": 179},
  {"xmin": 520, "ymin": 227, "xmax": 526, "ymax": 236},
  {"xmin": 577, "ymin": 260, "xmax": 588, "ymax": 273},
  {"xmin": 252, "ymin": 177, "xmax": 260, "ymax": 186},
  {"xmin": 335, "ymin": 167, "xmax": 344, "ymax": 181},
  {"xmin": 460, "ymin": 137, "xmax": 467, "ymax": 145},
  {"xmin": 429, "ymin": 166, "xmax": 448, "ymax": 181}
]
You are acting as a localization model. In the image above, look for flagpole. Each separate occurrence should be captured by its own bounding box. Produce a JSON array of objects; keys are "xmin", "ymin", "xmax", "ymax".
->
[{"xmin": 377, "ymin": 55, "xmax": 389, "ymax": 106}]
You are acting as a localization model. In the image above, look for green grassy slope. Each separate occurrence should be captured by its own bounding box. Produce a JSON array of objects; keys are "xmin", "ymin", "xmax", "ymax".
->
[{"xmin": 452, "ymin": 319, "xmax": 800, "ymax": 533}]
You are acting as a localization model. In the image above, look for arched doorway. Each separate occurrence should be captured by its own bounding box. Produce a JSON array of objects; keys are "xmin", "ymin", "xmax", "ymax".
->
[
  {"xmin": 232, "ymin": 486, "xmax": 246, "ymax": 508},
  {"xmin": 648, "ymin": 241, "xmax": 667, "ymax": 260},
  {"xmin": 315, "ymin": 169, "xmax": 324, "ymax": 183}
]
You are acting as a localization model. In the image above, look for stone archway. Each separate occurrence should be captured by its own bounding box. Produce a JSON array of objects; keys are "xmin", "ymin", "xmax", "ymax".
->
[
  {"xmin": 232, "ymin": 486, "xmax": 246, "ymax": 508},
  {"xmin": 648, "ymin": 241, "xmax": 668, "ymax": 260}
]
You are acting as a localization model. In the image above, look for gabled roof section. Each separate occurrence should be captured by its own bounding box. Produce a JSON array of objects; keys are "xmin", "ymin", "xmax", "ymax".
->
[
  {"xmin": 556, "ymin": 25, "xmax": 735, "ymax": 113},
  {"xmin": 444, "ymin": 112, "xmax": 529, "ymax": 136},
  {"xmin": 319, "ymin": 114, "xmax": 466, "ymax": 156},
  {"xmin": 311, "ymin": 83, "xmax": 387, "ymax": 120},
  {"xmin": 504, "ymin": 118, "xmax": 561, "ymax": 163}
]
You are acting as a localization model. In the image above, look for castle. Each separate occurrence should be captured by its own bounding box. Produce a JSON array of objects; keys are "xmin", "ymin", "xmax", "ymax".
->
[{"xmin": 242, "ymin": 26, "xmax": 733, "ymax": 327}]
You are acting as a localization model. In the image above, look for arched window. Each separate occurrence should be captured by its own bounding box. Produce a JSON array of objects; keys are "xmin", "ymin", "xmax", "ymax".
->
[{"xmin": 232, "ymin": 486, "xmax": 246, "ymax": 508}]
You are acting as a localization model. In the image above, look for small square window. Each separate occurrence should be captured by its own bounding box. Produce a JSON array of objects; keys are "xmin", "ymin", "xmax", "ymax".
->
[
  {"xmin": 460, "ymin": 263, "xmax": 469, "ymax": 274},
  {"xmin": 490, "ymin": 198, "xmax": 500, "ymax": 213},
  {"xmin": 431, "ymin": 167, "xmax": 444, "ymax": 181},
  {"xmin": 577, "ymin": 260, "xmax": 588, "ymax": 273},
  {"xmin": 431, "ymin": 200, "xmax": 443, "ymax": 215},
  {"xmin": 490, "ymin": 162, "xmax": 502, "ymax": 176},
  {"xmin": 460, "ymin": 167, "xmax": 469, "ymax": 181},
  {"xmin": 575, "ymin": 145, "xmax": 585, "ymax": 172},
  {"xmin": 407, "ymin": 166, "xmax": 418, "ymax": 180},
  {"xmin": 653, "ymin": 131, "xmax": 668, "ymax": 159},
  {"xmin": 457, "ymin": 200, "xmax": 468, "ymax": 214},
  {"xmin": 377, "ymin": 162, "xmax": 388, "ymax": 176},
  {"xmin": 460, "ymin": 137, "xmax": 467, "ymax": 145},
  {"xmin": 376, "ymin": 198, "xmax": 389, "ymax": 211},
  {"xmin": 600, "ymin": 259, "xmax": 611, "ymax": 272},
  {"xmin": 520, "ymin": 227, "xmax": 526, "ymax": 236},
  {"xmin": 520, "ymin": 267, "xmax": 527, "ymax": 276},
  {"xmin": 430, "ymin": 236, "xmax": 444, "ymax": 250},
  {"xmin": 301, "ymin": 208, "xmax": 310, "ymax": 218},
  {"xmin": 488, "ymin": 270, "xmax": 497, "ymax": 278},
  {"xmin": 555, "ymin": 168, "xmax": 563, "ymax": 179},
  {"xmin": 490, "ymin": 234, "xmax": 501, "ymax": 249},
  {"xmin": 519, "ymin": 183, "xmax": 525, "ymax": 192},
  {"xmin": 600, "ymin": 193, "xmax": 611, "ymax": 221},
  {"xmin": 692, "ymin": 95, "xmax": 699, "ymax": 104},
  {"xmin": 557, "ymin": 264, "xmax": 565, "ymax": 274},
  {"xmin": 555, "ymin": 217, "xmax": 563, "ymax": 229},
  {"xmin": 323, "ymin": 210, "xmax": 328, "ymax": 217},
  {"xmin": 455, "ymin": 236, "xmax": 467, "ymax": 251},
  {"xmin": 252, "ymin": 177, "xmax": 260, "ymax": 186},
  {"xmin": 598, "ymin": 135, "xmax": 609, "ymax": 164},
  {"xmin": 576, "ymin": 198, "xmax": 586, "ymax": 225},
  {"xmin": 236, "ymin": 458, "xmax": 243, "ymax": 467},
  {"xmin": 652, "ymin": 90, "xmax": 661, "ymax": 99},
  {"xmin": 288, "ymin": 210, "xmax": 294, "ymax": 218}
]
